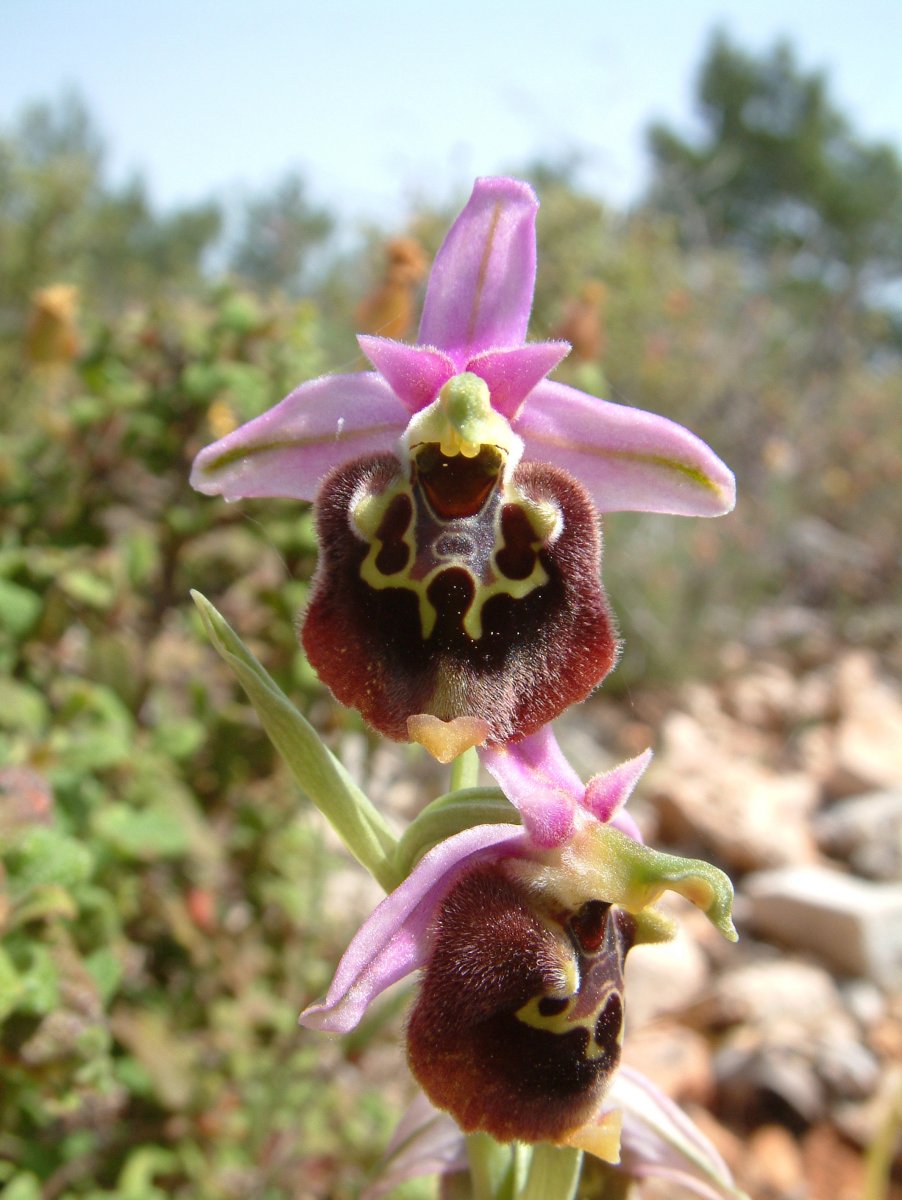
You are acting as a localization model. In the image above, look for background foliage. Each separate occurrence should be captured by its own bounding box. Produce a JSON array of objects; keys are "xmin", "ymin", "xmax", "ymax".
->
[{"xmin": 1, "ymin": 34, "xmax": 899, "ymax": 1199}]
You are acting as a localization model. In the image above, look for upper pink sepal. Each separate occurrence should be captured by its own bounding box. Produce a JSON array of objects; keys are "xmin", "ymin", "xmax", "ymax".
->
[
  {"xmin": 515, "ymin": 380, "xmax": 736, "ymax": 516},
  {"xmin": 468, "ymin": 342, "xmax": 571, "ymax": 419},
  {"xmin": 417, "ymin": 177, "xmax": 538, "ymax": 361},
  {"xmin": 189, "ymin": 371, "xmax": 410, "ymax": 501},
  {"xmin": 357, "ymin": 336, "xmax": 455, "ymax": 413}
]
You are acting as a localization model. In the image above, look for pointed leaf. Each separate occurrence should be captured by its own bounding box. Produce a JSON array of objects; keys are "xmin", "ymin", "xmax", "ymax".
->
[{"xmin": 191, "ymin": 591, "xmax": 399, "ymax": 890}]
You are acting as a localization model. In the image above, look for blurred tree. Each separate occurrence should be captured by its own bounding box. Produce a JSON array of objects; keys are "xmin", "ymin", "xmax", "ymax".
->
[
  {"xmin": 0, "ymin": 93, "xmax": 222, "ymax": 324},
  {"xmin": 227, "ymin": 172, "xmax": 334, "ymax": 294},
  {"xmin": 645, "ymin": 34, "xmax": 902, "ymax": 299}
]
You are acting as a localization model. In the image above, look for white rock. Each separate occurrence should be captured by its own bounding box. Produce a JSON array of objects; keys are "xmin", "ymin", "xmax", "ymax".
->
[
  {"xmin": 814, "ymin": 789, "xmax": 902, "ymax": 880},
  {"xmin": 830, "ymin": 653, "xmax": 902, "ymax": 792},
  {"xmin": 744, "ymin": 865, "xmax": 902, "ymax": 987}
]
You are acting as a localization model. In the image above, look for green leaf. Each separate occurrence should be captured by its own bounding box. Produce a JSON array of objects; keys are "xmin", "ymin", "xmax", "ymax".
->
[
  {"xmin": 6, "ymin": 826, "xmax": 93, "ymax": 899},
  {"xmin": 0, "ymin": 945, "xmax": 26, "ymax": 1020},
  {"xmin": 150, "ymin": 718, "xmax": 206, "ymax": 761},
  {"xmin": 16, "ymin": 943, "xmax": 60, "ymax": 1015},
  {"xmin": 85, "ymin": 945, "xmax": 123, "ymax": 1003},
  {"xmin": 191, "ymin": 591, "xmax": 400, "ymax": 891},
  {"xmin": 0, "ymin": 579, "xmax": 42, "ymax": 637},
  {"xmin": 0, "ymin": 678, "xmax": 49, "ymax": 734},
  {"xmin": 395, "ymin": 787, "xmax": 520, "ymax": 878},
  {"xmin": 94, "ymin": 803, "xmax": 190, "ymax": 860},
  {"xmin": 0, "ymin": 1172, "xmax": 42, "ymax": 1200},
  {"xmin": 58, "ymin": 568, "xmax": 116, "ymax": 610},
  {"xmin": 9, "ymin": 883, "xmax": 78, "ymax": 928},
  {"xmin": 118, "ymin": 1146, "xmax": 179, "ymax": 1199}
]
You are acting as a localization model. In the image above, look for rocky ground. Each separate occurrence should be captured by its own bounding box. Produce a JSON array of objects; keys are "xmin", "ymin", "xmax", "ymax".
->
[{"xmin": 584, "ymin": 641, "xmax": 902, "ymax": 1200}]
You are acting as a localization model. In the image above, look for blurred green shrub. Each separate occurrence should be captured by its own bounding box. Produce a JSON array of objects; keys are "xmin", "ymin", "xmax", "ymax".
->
[{"xmin": 0, "ymin": 286, "xmax": 417, "ymax": 1198}]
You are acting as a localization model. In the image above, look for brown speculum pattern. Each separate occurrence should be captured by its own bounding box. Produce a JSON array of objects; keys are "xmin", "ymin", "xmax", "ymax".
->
[
  {"xmin": 301, "ymin": 442, "xmax": 618, "ymax": 745},
  {"xmin": 406, "ymin": 864, "xmax": 637, "ymax": 1144}
]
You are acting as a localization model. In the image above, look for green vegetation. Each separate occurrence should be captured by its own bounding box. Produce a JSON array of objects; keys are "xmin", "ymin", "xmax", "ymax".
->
[{"xmin": 1, "ymin": 34, "xmax": 900, "ymax": 1198}]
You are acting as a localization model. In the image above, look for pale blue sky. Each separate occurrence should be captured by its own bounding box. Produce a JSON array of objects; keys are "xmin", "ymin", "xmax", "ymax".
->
[{"xmin": 3, "ymin": 0, "xmax": 901, "ymax": 225}]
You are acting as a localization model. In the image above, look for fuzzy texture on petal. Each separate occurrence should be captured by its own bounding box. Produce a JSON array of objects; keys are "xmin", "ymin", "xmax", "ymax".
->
[
  {"xmin": 418, "ymin": 177, "xmax": 538, "ymax": 360},
  {"xmin": 583, "ymin": 750, "xmax": 652, "ymax": 843},
  {"xmin": 467, "ymin": 342, "xmax": 571, "ymax": 420},
  {"xmin": 480, "ymin": 725, "xmax": 582, "ymax": 847},
  {"xmin": 407, "ymin": 862, "xmax": 636, "ymax": 1145},
  {"xmin": 357, "ymin": 336, "xmax": 455, "ymax": 413},
  {"xmin": 303, "ymin": 455, "xmax": 618, "ymax": 745},
  {"xmin": 299, "ymin": 823, "xmax": 525, "ymax": 1033},
  {"xmin": 515, "ymin": 380, "xmax": 736, "ymax": 516},
  {"xmin": 190, "ymin": 372, "xmax": 409, "ymax": 501}
]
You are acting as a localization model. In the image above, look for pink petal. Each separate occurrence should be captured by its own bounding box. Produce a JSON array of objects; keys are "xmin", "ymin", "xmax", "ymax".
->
[
  {"xmin": 467, "ymin": 341, "xmax": 571, "ymax": 420},
  {"xmin": 515, "ymin": 381, "xmax": 736, "ymax": 516},
  {"xmin": 363, "ymin": 1092, "xmax": 467, "ymax": 1200},
  {"xmin": 610, "ymin": 1067, "xmax": 747, "ymax": 1199},
  {"xmin": 479, "ymin": 727, "xmax": 583, "ymax": 847},
  {"xmin": 582, "ymin": 749, "xmax": 652, "ymax": 842},
  {"xmin": 299, "ymin": 823, "xmax": 525, "ymax": 1032},
  {"xmin": 189, "ymin": 372, "xmax": 409, "ymax": 501},
  {"xmin": 358, "ymin": 336, "xmax": 456, "ymax": 413},
  {"xmin": 418, "ymin": 177, "xmax": 538, "ymax": 360}
]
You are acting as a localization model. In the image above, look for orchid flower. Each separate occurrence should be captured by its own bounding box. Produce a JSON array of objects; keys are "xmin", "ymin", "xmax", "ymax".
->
[
  {"xmin": 300, "ymin": 727, "xmax": 736, "ymax": 1161},
  {"xmin": 191, "ymin": 179, "xmax": 735, "ymax": 760},
  {"xmin": 364, "ymin": 1078, "xmax": 749, "ymax": 1200}
]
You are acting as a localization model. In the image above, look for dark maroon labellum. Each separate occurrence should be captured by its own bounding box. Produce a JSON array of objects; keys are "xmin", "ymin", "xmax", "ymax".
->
[
  {"xmin": 301, "ymin": 449, "xmax": 619, "ymax": 745},
  {"xmin": 406, "ymin": 865, "xmax": 636, "ymax": 1144}
]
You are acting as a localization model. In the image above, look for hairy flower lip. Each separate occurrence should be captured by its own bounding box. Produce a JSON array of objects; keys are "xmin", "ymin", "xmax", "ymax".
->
[{"xmin": 191, "ymin": 176, "xmax": 736, "ymax": 518}]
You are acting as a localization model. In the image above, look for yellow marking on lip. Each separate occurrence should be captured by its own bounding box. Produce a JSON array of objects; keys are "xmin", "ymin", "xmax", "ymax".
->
[
  {"xmin": 461, "ymin": 560, "xmax": 548, "ymax": 640},
  {"xmin": 515, "ymin": 980, "xmax": 622, "ymax": 1062},
  {"xmin": 357, "ymin": 466, "xmax": 551, "ymax": 642}
]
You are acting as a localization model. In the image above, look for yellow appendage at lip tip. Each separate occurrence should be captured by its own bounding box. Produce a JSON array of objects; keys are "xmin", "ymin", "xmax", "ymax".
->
[
  {"xmin": 406, "ymin": 714, "xmax": 490, "ymax": 763},
  {"xmin": 563, "ymin": 1108, "xmax": 623, "ymax": 1163}
]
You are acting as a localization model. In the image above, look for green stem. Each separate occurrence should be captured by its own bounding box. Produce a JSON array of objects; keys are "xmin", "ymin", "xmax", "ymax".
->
[
  {"xmin": 518, "ymin": 1145, "xmax": 583, "ymax": 1200},
  {"xmin": 466, "ymin": 1133, "xmax": 512, "ymax": 1200},
  {"xmin": 451, "ymin": 745, "xmax": 480, "ymax": 791}
]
